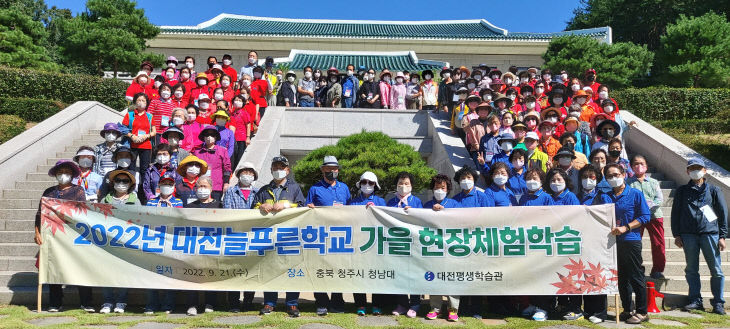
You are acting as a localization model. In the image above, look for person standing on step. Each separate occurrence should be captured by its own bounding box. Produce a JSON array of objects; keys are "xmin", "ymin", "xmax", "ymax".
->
[
  {"xmin": 73, "ymin": 146, "xmax": 104, "ymax": 202},
  {"xmin": 94, "ymin": 123, "xmax": 123, "ymax": 176},
  {"xmin": 627, "ymin": 155, "xmax": 666, "ymax": 280},
  {"xmin": 671, "ymin": 158, "xmax": 727, "ymax": 315}
]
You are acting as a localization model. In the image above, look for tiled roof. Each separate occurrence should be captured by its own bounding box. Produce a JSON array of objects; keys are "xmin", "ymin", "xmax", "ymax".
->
[
  {"xmin": 282, "ymin": 50, "xmax": 447, "ymax": 72},
  {"xmin": 160, "ymin": 14, "xmax": 611, "ymax": 42}
]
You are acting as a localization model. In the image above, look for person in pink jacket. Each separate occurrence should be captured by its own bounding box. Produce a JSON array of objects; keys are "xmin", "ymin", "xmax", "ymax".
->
[
  {"xmin": 390, "ymin": 72, "xmax": 408, "ymax": 110},
  {"xmin": 378, "ymin": 70, "xmax": 392, "ymax": 109},
  {"xmin": 181, "ymin": 104, "xmax": 204, "ymax": 151}
]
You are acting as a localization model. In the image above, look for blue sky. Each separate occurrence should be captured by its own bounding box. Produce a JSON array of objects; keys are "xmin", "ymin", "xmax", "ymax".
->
[{"xmin": 46, "ymin": 0, "xmax": 583, "ymax": 33}]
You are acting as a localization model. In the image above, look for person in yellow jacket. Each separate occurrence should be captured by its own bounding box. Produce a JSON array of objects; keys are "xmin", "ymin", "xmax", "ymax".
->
[
  {"xmin": 524, "ymin": 131, "xmax": 550, "ymax": 173},
  {"xmin": 450, "ymin": 86, "xmax": 470, "ymax": 141}
]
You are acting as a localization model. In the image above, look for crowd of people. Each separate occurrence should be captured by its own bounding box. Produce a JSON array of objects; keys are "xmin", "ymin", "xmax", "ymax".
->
[{"xmin": 32, "ymin": 51, "xmax": 728, "ymax": 324}]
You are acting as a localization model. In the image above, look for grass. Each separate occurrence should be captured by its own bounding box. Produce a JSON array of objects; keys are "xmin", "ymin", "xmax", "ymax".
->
[
  {"xmin": 1, "ymin": 303, "xmax": 729, "ymax": 329},
  {"xmin": 656, "ymin": 127, "xmax": 730, "ymax": 171}
]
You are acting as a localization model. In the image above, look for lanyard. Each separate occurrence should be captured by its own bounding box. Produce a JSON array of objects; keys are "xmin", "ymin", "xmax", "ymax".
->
[{"xmin": 77, "ymin": 170, "xmax": 90, "ymax": 190}]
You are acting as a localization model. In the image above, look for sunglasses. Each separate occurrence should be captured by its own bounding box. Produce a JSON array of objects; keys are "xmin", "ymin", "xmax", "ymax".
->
[
  {"xmin": 360, "ymin": 180, "xmax": 375, "ymax": 186},
  {"xmin": 114, "ymin": 179, "xmax": 131, "ymax": 184}
]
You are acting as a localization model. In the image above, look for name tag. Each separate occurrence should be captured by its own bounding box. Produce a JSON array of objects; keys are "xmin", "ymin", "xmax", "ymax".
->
[
  {"xmin": 398, "ymin": 96, "xmax": 405, "ymax": 104},
  {"xmin": 485, "ymin": 152, "xmax": 494, "ymax": 162},
  {"xmin": 333, "ymin": 200, "xmax": 344, "ymax": 207},
  {"xmin": 137, "ymin": 130, "xmax": 146, "ymax": 136},
  {"xmin": 161, "ymin": 116, "xmax": 170, "ymax": 127},
  {"xmin": 701, "ymin": 205, "xmax": 718, "ymax": 222},
  {"xmin": 344, "ymin": 87, "xmax": 352, "ymax": 98},
  {"xmin": 452, "ymin": 94, "xmax": 459, "ymax": 102},
  {"xmin": 187, "ymin": 198, "xmax": 198, "ymax": 205},
  {"xmin": 367, "ymin": 93, "xmax": 373, "ymax": 99}
]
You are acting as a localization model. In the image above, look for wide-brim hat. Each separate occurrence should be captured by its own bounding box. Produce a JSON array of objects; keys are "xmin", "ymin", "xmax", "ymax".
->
[
  {"xmin": 540, "ymin": 107, "xmax": 562, "ymax": 120},
  {"xmin": 379, "ymin": 70, "xmax": 391, "ymax": 79},
  {"xmin": 465, "ymin": 94, "xmax": 481, "ymax": 104},
  {"xmin": 272, "ymin": 156, "xmax": 289, "ymax": 167},
  {"xmin": 501, "ymin": 72, "xmax": 517, "ymax": 81},
  {"xmin": 511, "ymin": 121, "xmax": 528, "ymax": 131},
  {"xmin": 48, "ymin": 160, "xmax": 81, "ymax": 178},
  {"xmin": 211, "ymin": 64, "xmax": 224, "ymax": 74},
  {"xmin": 198, "ymin": 125, "xmax": 221, "ymax": 142},
  {"xmin": 439, "ymin": 67, "xmax": 450, "ymax": 77},
  {"xmin": 162, "ymin": 126, "xmax": 184, "ymax": 139},
  {"xmin": 195, "ymin": 72, "xmax": 208, "ymax": 81},
  {"xmin": 109, "ymin": 169, "xmax": 136, "ymax": 187},
  {"xmin": 538, "ymin": 120, "xmax": 555, "ymax": 130},
  {"xmin": 572, "ymin": 90, "xmax": 589, "ymax": 99},
  {"xmin": 596, "ymin": 120, "xmax": 621, "ymax": 138},
  {"xmin": 555, "ymin": 148, "xmax": 576, "ymax": 159},
  {"xmin": 492, "ymin": 93, "xmax": 513, "ymax": 108},
  {"xmin": 523, "ymin": 110, "xmax": 541, "ymax": 122},
  {"xmin": 328, "ymin": 66, "xmax": 339, "ymax": 75},
  {"xmin": 356, "ymin": 171, "xmax": 381, "ymax": 190},
  {"xmin": 235, "ymin": 161, "xmax": 258, "ymax": 180},
  {"xmin": 166, "ymin": 56, "xmax": 178, "ymax": 64},
  {"xmin": 285, "ymin": 70, "xmax": 296, "ymax": 78},
  {"xmin": 497, "ymin": 132, "xmax": 516, "ymax": 145},
  {"xmin": 564, "ymin": 116, "xmax": 579, "ymax": 127},
  {"xmin": 458, "ymin": 66, "xmax": 471, "ymax": 77},
  {"xmin": 177, "ymin": 155, "xmax": 208, "ymax": 176},
  {"xmin": 475, "ymin": 102, "xmax": 492, "ymax": 112},
  {"xmin": 211, "ymin": 110, "xmax": 230, "ymax": 121},
  {"xmin": 100, "ymin": 123, "xmax": 121, "ymax": 137}
]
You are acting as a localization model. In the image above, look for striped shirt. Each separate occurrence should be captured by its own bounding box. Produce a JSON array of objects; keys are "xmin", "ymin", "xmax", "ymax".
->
[{"xmin": 148, "ymin": 98, "xmax": 176, "ymax": 133}]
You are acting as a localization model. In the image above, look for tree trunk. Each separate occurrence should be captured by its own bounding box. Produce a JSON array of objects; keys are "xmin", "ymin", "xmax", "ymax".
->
[
  {"xmin": 96, "ymin": 57, "xmax": 102, "ymax": 76},
  {"xmin": 113, "ymin": 60, "xmax": 118, "ymax": 78}
]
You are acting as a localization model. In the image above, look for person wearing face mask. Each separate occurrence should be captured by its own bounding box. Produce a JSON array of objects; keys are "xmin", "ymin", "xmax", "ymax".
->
[
  {"xmin": 339, "ymin": 64, "xmax": 358, "ymax": 108},
  {"xmin": 210, "ymin": 109, "xmax": 235, "ymax": 159},
  {"xmin": 177, "ymin": 68, "xmax": 195, "ymax": 100},
  {"xmin": 578, "ymin": 164, "xmax": 603, "ymax": 206},
  {"xmin": 126, "ymin": 71, "xmax": 155, "ymax": 101},
  {"xmin": 507, "ymin": 149, "xmax": 528, "ymax": 201},
  {"xmin": 500, "ymin": 72, "xmax": 516, "ymax": 92},
  {"xmin": 490, "ymin": 93, "xmax": 512, "ymax": 116},
  {"xmin": 374, "ymin": 69, "xmax": 391, "ymax": 109},
  {"xmin": 148, "ymin": 83, "xmax": 176, "ymax": 143},
  {"xmin": 511, "ymin": 121, "xmax": 528, "ymax": 149},
  {"xmin": 195, "ymin": 94, "xmax": 215, "ymax": 125},
  {"xmin": 220, "ymin": 54, "xmax": 238, "ymax": 83},
  {"xmin": 192, "ymin": 125, "xmax": 232, "ymax": 201},
  {"xmin": 322, "ymin": 67, "xmax": 342, "ymax": 108},
  {"xmin": 357, "ymin": 68, "xmax": 380, "ymax": 109},
  {"xmin": 589, "ymin": 149, "xmax": 611, "ymax": 193},
  {"xmin": 464, "ymin": 102, "xmax": 491, "ymax": 166},
  {"xmin": 174, "ymin": 155, "xmax": 207, "ymax": 207},
  {"xmin": 142, "ymin": 143, "xmax": 180, "ymax": 202},
  {"xmin": 504, "ymin": 89, "xmax": 521, "ymax": 113},
  {"xmin": 94, "ymin": 123, "xmax": 123, "ymax": 176},
  {"xmin": 450, "ymin": 87, "xmax": 471, "ymax": 140},
  {"xmin": 73, "ymin": 146, "xmax": 104, "ymax": 202},
  {"xmin": 165, "ymin": 55, "xmax": 179, "ymax": 75},
  {"xmin": 476, "ymin": 111, "xmax": 502, "ymax": 169},
  {"xmin": 626, "ymin": 155, "xmax": 665, "ymax": 280},
  {"xmin": 163, "ymin": 66, "xmax": 178, "ymax": 86},
  {"xmin": 405, "ymin": 73, "xmax": 422, "ymax": 110},
  {"xmin": 523, "ymin": 131, "xmax": 549, "ymax": 173},
  {"xmin": 229, "ymin": 95, "xmax": 253, "ymax": 166},
  {"xmin": 537, "ymin": 121, "xmax": 562, "ymax": 161},
  {"xmin": 161, "ymin": 126, "xmax": 189, "ymax": 168},
  {"xmin": 252, "ymin": 156, "xmax": 305, "ymax": 316},
  {"xmin": 277, "ymin": 70, "xmax": 298, "ymax": 107},
  {"xmin": 437, "ymin": 67, "xmax": 454, "ymax": 114},
  {"xmin": 606, "ymin": 138, "xmax": 633, "ymax": 177},
  {"xmin": 546, "ymin": 168, "xmax": 579, "ymax": 205},
  {"xmin": 250, "ymin": 66, "xmax": 270, "ymax": 117},
  {"xmin": 266, "ymin": 62, "xmax": 281, "ymax": 107},
  {"xmin": 598, "ymin": 164, "xmax": 651, "ymax": 324},
  {"xmin": 480, "ymin": 132, "xmax": 514, "ymax": 177},
  {"xmin": 35, "ymin": 160, "xmax": 92, "ymax": 313},
  {"xmin": 591, "ymin": 119, "xmax": 622, "ymax": 155},
  {"xmin": 672, "ymin": 158, "xmax": 728, "ymax": 315},
  {"xmin": 539, "ymin": 108, "xmax": 565, "ymax": 139},
  {"xmin": 304, "ymin": 156, "xmax": 350, "ymax": 315},
  {"xmin": 419, "ymin": 70, "xmax": 438, "ymax": 111},
  {"xmin": 217, "ymin": 75, "xmax": 234, "ymax": 103},
  {"xmin": 583, "ymin": 68, "xmax": 601, "ymax": 100},
  {"xmin": 203, "ymin": 56, "xmax": 218, "ymax": 80},
  {"xmin": 314, "ymin": 75, "xmax": 330, "ymax": 107},
  {"xmin": 478, "ymin": 87, "xmax": 493, "ymax": 104},
  {"xmin": 346, "ymin": 171, "xmax": 386, "ymax": 316},
  {"xmin": 181, "ymin": 104, "xmax": 204, "ymax": 151},
  {"xmin": 484, "ymin": 162, "xmax": 518, "ymax": 206},
  {"xmin": 571, "ymin": 90, "xmax": 595, "ymax": 122},
  {"xmin": 183, "ymin": 56, "xmax": 196, "ymax": 76},
  {"xmin": 562, "ymin": 117, "xmax": 591, "ymax": 159},
  {"xmin": 518, "ymin": 168, "xmax": 555, "ymax": 208},
  {"xmin": 547, "ymin": 86, "xmax": 569, "ymax": 119},
  {"xmin": 297, "ymin": 66, "xmax": 317, "ymax": 107},
  {"xmin": 540, "ymin": 69, "xmax": 553, "ymax": 90},
  {"xmin": 553, "ymin": 148, "xmax": 580, "ymax": 194},
  {"xmin": 238, "ymin": 50, "xmax": 258, "ymax": 82},
  {"xmin": 97, "ymin": 146, "xmax": 139, "ymax": 200},
  {"xmin": 170, "ymin": 84, "xmax": 188, "ymax": 108},
  {"xmin": 207, "ymin": 64, "xmax": 225, "ymax": 89},
  {"xmin": 169, "ymin": 107, "xmax": 187, "ymax": 129},
  {"xmin": 188, "ymin": 73, "xmax": 213, "ymax": 106},
  {"xmin": 499, "ymin": 111, "xmax": 515, "ymax": 135}
]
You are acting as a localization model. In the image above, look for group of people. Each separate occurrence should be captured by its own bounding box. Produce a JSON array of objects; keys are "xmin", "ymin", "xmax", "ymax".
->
[{"xmin": 32, "ymin": 53, "xmax": 727, "ymax": 324}]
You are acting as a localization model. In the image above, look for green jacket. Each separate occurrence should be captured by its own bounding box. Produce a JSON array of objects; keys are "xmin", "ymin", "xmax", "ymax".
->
[{"xmin": 102, "ymin": 192, "xmax": 141, "ymax": 205}]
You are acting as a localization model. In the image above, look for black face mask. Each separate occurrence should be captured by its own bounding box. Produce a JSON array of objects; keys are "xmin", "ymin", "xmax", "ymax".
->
[
  {"xmin": 208, "ymin": 62, "xmax": 215, "ymax": 69},
  {"xmin": 587, "ymin": 75, "xmax": 596, "ymax": 82},
  {"xmin": 564, "ymin": 142, "xmax": 575, "ymax": 151},
  {"xmin": 608, "ymin": 150, "xmax": 621, "ymax": 158},
  {"xmin": 325, "ymin": 171, "xmax": 338, "ymax": 181}
]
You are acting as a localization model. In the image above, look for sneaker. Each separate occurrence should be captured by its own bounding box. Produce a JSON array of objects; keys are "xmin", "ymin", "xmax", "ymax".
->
[
  {"xmin": 447, "ymin": 311, "xmax": 459, "ymax": 322},
  {"xmin": 532, "ymin": 308, "xmax": 547, "ymax": 321},
  {"xmin": 650, "ymin": 272, "xmax": 666, "ymax": 280},
  {"xmin": 47, "ymin": 306, "xmax": 61, "ymax": 313},
  {"xmin": 588, "ymin": 315, "xmax": 604, "ymax": 324},
  {"xmin": 472, "ymin": 313, "xmax": 482, "ymax": 319},
  {"xmin": 372, "ymin": 307, "xmax": 382, "ymax": 316},
  {"xmin": 143, "ymin": 309, "xmax": 154, "ymax": 315},
  {"xmin": 186, "ymin": 306, "xmax": 197, "ymax": 316},
  {"xmin": 81, "ymin": 305, "xmax": 95, "ymax": 313},
  {"xmin": 260, "ymin": 304, "xmax": 274, "ymax": 315},
  {"xmin": 287, "ymin": 305, "xmax": 300, "ymax": 318},
  {"xmin": 316, "ymin": 307, "xmax": 328, "ymax": 316},
  {"xmin": 626, "ymin": 313, "xmax": 648, "ymax": 324},
  {"xmin": 521, "ymin": 304, "xmax": 537, "ymax": 317},
  {"xmin": 164, "ymin": 310, "xmax": 171, "ymax": 315},
  {"xmin": 713, "ymin": 304, "xmax": 726, "ymax": 315},
  {"xmin": 391, "ymin": 305, "xmax": 407, "ymax": 316},
  {"xmin": 99, "ymin": 303, "xmax": 112, "ymax": 314},
  {"xmin": 683, "ymin": 300, "xmax": 704, "ymax": 312},
  {"xmin": 563, "ymin": 312, "xmax": 584, "ymax": 321},
  {"xmin": 356, "ymin": 307, "xmax": 366, "ymax": 316},
  {"xmin": 229, "ymin": 308, "xmax": 240, "ymax": 313},
  {"xmin": 113, "ymin": 303, "xmax": 126, "ymax": 314},
  {"xmin": 204, "ymin": 304, "xmax": 214, "ymax": 313},
  {"xmin": 406, "ymin": 308, "xmax": 417, "ymax": 318},
  {"xmin": 426, "ymin": 308, "xmax": 440, "ymax": 320}
]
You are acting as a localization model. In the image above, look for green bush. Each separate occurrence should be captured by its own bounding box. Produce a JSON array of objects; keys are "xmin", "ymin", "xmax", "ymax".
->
[
  {"xmin": 293, "ymin": 131, "xmax": 437, "ymax": 195},
  {"xmin": 662, "ymin": 130, "xmax": 730, "ymax": 171},
  {"xmin": 0, "ymin": 114, "xmax": 26, "ymax": 143},
  {"xmin": 612, "ymin": 87, "xmax": 730, "ymax": 121},
  {"xmin": 0, "ymin": 97, "xmax": 66, "ymax": 122},
  {"xmin": 652, "ymin": 119, "xmax": 730, "ymax": 135},
  {"xmin": 0, "ymin": 65, "xmax": 129, "ymax": 111}
]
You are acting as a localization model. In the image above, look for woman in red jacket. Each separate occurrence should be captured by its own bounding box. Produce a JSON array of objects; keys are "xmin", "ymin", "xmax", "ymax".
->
[
  {"xmin": 125, "ymin": 71, "xmax": 154, "ymax": 102},
  {"xmin": 188, "ymin": 73, "xmax": 213, "ymax": 106},
  {"xmin": 178, "ymin": 67, "xmax": 196, "ymax": 99},
  {"xmin": 249, "ymin": 66, "xmax": 269, "ymax": 118}
]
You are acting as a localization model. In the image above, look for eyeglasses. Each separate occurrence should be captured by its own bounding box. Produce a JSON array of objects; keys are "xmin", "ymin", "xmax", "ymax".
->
[
  {"xmin": 114, "ymin": 179, "xmax": 131, "ymax": 184},
  {"xmin": 360, "ymin": 180, "xmax": 375, "ymax": 186}
]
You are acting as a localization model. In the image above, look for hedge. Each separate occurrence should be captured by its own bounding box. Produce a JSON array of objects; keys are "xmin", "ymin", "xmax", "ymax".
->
[
  {"xmin": 0, "ymin": 97, "xmax": 66, "ymax": 122},
  {"xmin": 652, "ymin": 119, "xmax": 730, "ymax": 135},
  {"xmin": 0, "ymin": 66, "xmax": 128, "ymax": 111},
  {"xmin": 612, "ymin": 87, "xmax": 730, "ymax": 121},
  {"xmin": 0, "ymin": 115, "xmax": 27, "ymax": 144}
]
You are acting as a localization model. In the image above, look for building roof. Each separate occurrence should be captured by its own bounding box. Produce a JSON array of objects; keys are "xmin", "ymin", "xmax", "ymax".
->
[
  {"xmin": 160, "ymin": 14, "xmax": 612, "ymax": 43},
  {"xmin": 275, "ymin": 50, "xmax": 449, "ymax": 72}
]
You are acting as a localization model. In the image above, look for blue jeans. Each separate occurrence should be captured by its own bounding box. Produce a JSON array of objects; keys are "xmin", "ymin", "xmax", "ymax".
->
[
  {"xmin": 343, "ymin": 97, "xmax": 353, "ymax": 108},
  {"xmin": 102, "ymin": 287, "xmax": 128, "ymax": 304},
  {"xmin": 264, "ymin": 291, "xmax": 299, "ymax": 307},
  {"xmin": 146, "ymin": 289, "xmax": 175, "ymax": 312},
  {"xmin": 682, "ymin": 233, "xmax": 725, "ymax": 305},
  {"xmin": 299, "ymin": 100, "xmax": 314, "ymax": 107}
]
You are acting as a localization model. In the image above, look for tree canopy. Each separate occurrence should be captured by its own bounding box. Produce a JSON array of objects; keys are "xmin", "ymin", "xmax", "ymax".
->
[{"xmin": 0, "ymin": 7, "xmax": 59, "ymax": 70}]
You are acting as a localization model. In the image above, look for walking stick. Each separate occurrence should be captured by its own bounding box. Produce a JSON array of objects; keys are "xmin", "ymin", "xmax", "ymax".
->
[
  {"xmin": 37, "ymin": 250, "xmax": 42, "ymax": 313},
  {"xmin": 615, "ymin": 294, "xmax": 620, "ymax": 324}
]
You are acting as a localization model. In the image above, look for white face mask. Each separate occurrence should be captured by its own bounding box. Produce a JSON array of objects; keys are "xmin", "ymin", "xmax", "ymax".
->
[
  {"xmin": 548, "ymin": 117, "xmax": 558, "ymax": 123},
  {"xmin": 154, "ymin": 81, "xmax": 162, "ymax": 88},
  {"xmin": 433, "ymin": 189, "xmax": 447, "ymax": 201},
  {"xmin": 508, "ymin": 95, "xmax": 516, "ymax": 101},
  {"xmin": 159, "ymin": 184, "xmax": 175, "ymax": 196},
  {"xmin": 582, "ymin": 178, "xmax": 596, "ymax": 191},
  {"xmin": 569, "ymin": 111, "xmax": 581, "ymax": 118},
  {"xmin": 138, "ymin": 77, "xmax": 148, "ymax": 85},
  {"xmin": 443, "ymin": 73, "xmax": 450, "ymax": 79},
  {"xmin": 599, "ymin": 91, "xmax": 608, "ymax": 99},
  {"xmin": 526, "ymin": 102, "xmax": 536, "ymax": 109},
  {"xmin": 117, "ymin": 158, "xmax": 131, "ymax": 168},
  {"xmin": 105, "ymin": 133, "xmax": 118, "ymax": 142},
  {"xmin": 395, "ymin": 78, "xmax": 403, "ymax": 84},
  {"xmin": 512, "ymin": 159, "xmax": 524, "ymax": 169},
  {"xmin": 460, "ymin": 179, "xmax": 474, "ymax": 191},
  {"xmin": 689, "ymin": 170, "xmax": 705, "ymax": 180},
  {"xmin": 254, "ymin": 72, "xmax": 263, "ymax": 79},
  {"xmin": 501, "ymin": 142, "xmax": 513, "ymax": 153},
  {"xmin": 604, "ymin": 106, "xmax": 614, "ymax": 113},
  {"xmin": 397, "ymin": 184, "xmax": 411, "ymax": 195},
  {"xmin": 483, "ymin": 95, "xmax": 492, "ymax": 101},
  {"xmin": 424, "ymin": 74, "xmax": 432, "ymax": 80},
  {"xmin": 114, "ymin": 183, "xmax": 129, "ymax": 193},
  {"xmin": 468, "ymin": 83, "xmax": 476, "ymax": 89},
  {"xmin": 168, "ymin": 63, "xmax": 176, "ymax": 69},
  {"xmin": 199, "ymin": 102, "xmax": 210, "ymax": 110},
  {"xmin": 223, "ymin": 59, "xmax": 232, "ymax": 66},
  {"xmin": 561, "ymin": 74, "xmax": 568, "ymax": 81},
  {"xmin": 411, "ymin": 78, "xmax": 418, "ymax": 84},
  {"xmin": 493, "ymin": 175, "xmax": 508, "ymax": 186},
  {"xmin": 165, "ymin": 72, "xmax": 174, "ymax": 79},
  {"xmin": 78, "ymin": 157, "xmax": 93, "ymax": 168},
  {"xmin": 56, "ymin": 173, "xmax": 72, "ymax": 185},
  {"xmin": 553, "ymin": 97, "xmax": 563, "ymax": 105},
  {"xmin": 536, "ymin": 88, "xmax": 545, "ymax": 95},
  {"xmin": 204, "ymin": 136, "xmax": 216, "ymax": 145},
  {"xmin": 520, "ymin": 78, "xmax": 529, "ymax": 83},
  {"xmin": 362, "ymin": 75, "xmax": 370, "ymax": 82},
  {"xmin": 172, "ymin": 117, "xmax": 185, "ymax": 126},
  {"xmin": 526, "ymin": 180, "xmax": 541, "ymax": 192},
  {"xmin": 156, "ymin": 155, "xmax": 170, "ymax": 165},
  {"xmin": 558, "ymin": 157, "xmax": 572, "ymax": 167},
  {"xmin": 571, "ymin": 85, "xmax": 580, "ymax": 91},
  {"xmin": 196, "ymin": 188, "xmax": 211, "ymax": 200},
  {"xmin": 186, "ymin": 62, "xmax": 194, "ymax": 69},
  {"xmin": 304, "ymin": 71, "xmax": 312, "ymax": 79},
  {"xmin": 287, "ymin": 76, "xmax": 295, "ymax": 83},
  {"xmin": 551, "ymin": 182, "xmax": 565, "ymax": 193},
  {"xmin": 474, "ymin": 75, "xmax": 482, "ymax": 80},
  {"xmin": 347, "ymin": 70, "xmax": 354, "ymax": 76},
  {"xmin": 360, "ymin": 185, "xmax": 374, "ymax": 195},
  {"xmin": 239, "ymin": 174, "xmax": 255, "ymax": 186},
  {"xmin": 214, "ymin": 93, "xmax": 224, "ymax": 101},
  {"xmin": 542, "ymin": 75, "xmax": 551, "ymax": 81},
  {"xmin": 576, "ymin": 98, "xmax": 587, "ymax": 105},
  {"xmin": 186, "ymin": 113, "xmax": 196, "ymax": 121},
  {"xmin": 187, "ymin": 166, "xmax": 200, "ymax": 176},
  {"xmin": 174, "ymin": 90, "xmax": 184, "ymax": 98},
  {"xmin": 242, "ymin": 80, "xmax": 251, "ymax": 87},
  {"xmin": 221, "ymin": 80, "xmax": 230, "ymax": 87},
  {"xmin": 161, "ymin": 90, "xmax": 171, "ymax": 99},
  {"xmin": 167, "ymin": 137, "xmax": 179, "ymax": 147},
  {"xmin": 198, "ymin": 79, "xmax": 207, "ymax": 86},
  {"xmin": 523, "ymin": 92, "xmax": 532, "ymax": 97},
  {"xmin": 248, "ymin": 57, "xmax": 256, "ymax": 64},
  {"xmin": 234, "ymin": 101, "xmax": 243, "ymax": 108},
  {"xmin": 607, "ymin": 176, "xmax": 624, "ymax": 188},
  {"xmin": 272, "ymin": 169, "xmax": 287, "ymax": 180}
]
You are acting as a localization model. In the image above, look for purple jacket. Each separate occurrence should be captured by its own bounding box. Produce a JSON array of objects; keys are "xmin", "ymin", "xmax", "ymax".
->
[
  {"xmin": 143, "ymin": 164, "xmax": 181, "ymax": 201},
  {"xmin": 215, "ymin": 125, "xmax": 235, "ymax": 159},
  {"xmin": 192, "ymin": 145, "xmax": 232, "ymax": 191}
]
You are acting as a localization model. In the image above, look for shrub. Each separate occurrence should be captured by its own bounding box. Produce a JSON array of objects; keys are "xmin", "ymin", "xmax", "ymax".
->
[
  {"xmin": 293, "ymin": 131, "xmax": 437, "ymax": 195},
  {"xmin": 0, "ymin": 114, "xmax": 26, "ymax": 144},
  {"xmin": 652, "ymin": 119, "xmax": 730, "ymax": 135},
  {"xmin": 612, "ymin": 87, "xmax": 730, "ymax": 121},
  {"xmin": 0, "ymin": 66, "xmax": 128, "ymax": 111},
  {"xmin": 0, "ymin": 97, "xmax": 66, "ymax": 122}
]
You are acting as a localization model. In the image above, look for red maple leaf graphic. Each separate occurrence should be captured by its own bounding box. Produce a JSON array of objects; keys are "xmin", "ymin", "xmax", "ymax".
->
[
  {"xmin": 552, "ymin": 272, "xmax": 580, "ymax": 294},
  {"xmin": 92, "ymin": 203, "xmax": 116, "ymax": 218},
  {"xmin": 40, "ymin": 198, "xmax": 91, "ymax": 236},
  {"xmin": 608, "ymin": 268, "xmax": 618, "ymax": 281},
  {"xmin": 564, "ymin": 258, "xmax": 585, "ymax": 278},
  {"xmin": 585, "ymin": 262, "xmax": 604, "ymax": 278}
]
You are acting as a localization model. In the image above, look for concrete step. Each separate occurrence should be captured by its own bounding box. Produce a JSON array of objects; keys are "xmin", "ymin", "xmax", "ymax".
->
[
  {"xmin": 653, "ymin": 276, "xmax": 728, "ymax": 293},
  {"xmin": 643, "ymin": 249, "xmax": 730, "ymax": 262},
  {"xmin": 660, "ymin": 181, "xmax": 677, "ymax": 189},
  {"xmin": 661, "ymin": 188, "xmax": 676, "ymax": 200},
  {"xmin": 0, "ymin": 271, "xmax": 37, "ymax": 287},
  {"xmin": 25, "ymin": 172, "xmax": 56, "ymax": 182},
  {"xmin": 0, "ymin": 243, "xmax": 38, "ymax": 257},
  {"xmin": 35, "ymin": 164, "xmax": 54, "ymax": 173},
  {"xmin": 0, "ymin": 199, "xmax": 39, "ymax": 209},
  {"xmin": 0, "ymin": 231, "xmax": 35, "ymax": 243},
  {"xmin": 15, "ymin": 181, "xmax": 54, "ymax": 190},
  {"xmin": 646, "ymin": 172, "xmax": 665, "ymax": 180},
  {"xmin": 0, "ymin": 256, "xmax": 37, "ymax": 271},
  {"xmin": 644, "ymin": 261, "xmax": 730, "ymax": 276},
  {"xmin": 55, "ymin": 151, "xmax": 77, "ymax": 158},
  {"xmin": 1, "ymin": 220, "xmax": 36, "ymax": 231},
  {"xmin": 2, "ymin": 189, "xmax": 44, "ymax": 200},
  {"xmin": 0, "ymin": 209, "xmax": 36, "ymax": 222}
]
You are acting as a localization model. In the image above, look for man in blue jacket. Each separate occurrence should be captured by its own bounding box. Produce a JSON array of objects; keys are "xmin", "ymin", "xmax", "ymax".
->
[
  {"xmin": 671, "ymin": 158, "xmax": 727, "ymax": 315},
  {"xmin": 341, "ymin": 64, "xmax": 359, "ymax": 108}
]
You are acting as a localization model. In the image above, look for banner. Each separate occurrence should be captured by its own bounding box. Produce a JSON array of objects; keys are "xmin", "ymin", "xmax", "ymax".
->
[{"xmin": 39, "ymin": 197, "xmax": 618, "ymax": 295}]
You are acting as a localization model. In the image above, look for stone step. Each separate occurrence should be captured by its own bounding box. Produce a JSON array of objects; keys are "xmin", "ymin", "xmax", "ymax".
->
[
  {"xmin": 25, "ymin": 172, "xmax": 56, "ymax": 182},
  {"xmin": 46, "ymin": 158, "xmax": 68, "ymax": 165},
  {"xmin": 645, "ymin": 261, "xmax": 730, "ymax": 276},
  {"xmin": 646, "ymin": 172, "xmax": 665, "ymax": 180},
  {"xmin": 652, "ymin": 276, "xmax": 728, "ymax": 293},
  {"xmin": 0, "ymin": 209, "xmax": 36, "ymax": 222},
  {"xmin": 16, "ymin": 181, "xmax": 54, "ymax": 190},
  {"xmin": 2, "ymin": 189, "xmax": 45, "ymax": 200},
  {"xmin": 1, "ymin": 220, "xmax": 36, "ymax": 231},
  {"xmin": 0, "ymin": 271, "xmax": 37, "ymax": 287},
  {"xmin": 661, "ymin": 188, "xmax": 676, "ymax": 200},
  {"xmin": 0, "ymin": 231, "xmax": 35, "ymax": 243},
  {"xmin": 0, "ymin": 256, "xmax": 37, "ymax": 271},
  {"xmin": 660, "ymin": 181, "xmax": 676, "ymax": 189},
  {"xmin": 0, "ymin": 243, "xmax": 38, "ymax": 257},
  {"xmin": 35, "ymin": 164, "xmax": 54, "ymax": 173},
  {"xmin": 644, "ymin": 249, "xmax": 730, "ymax": 262},
  {"xmin": 0, "ymin": 199, "xmax": 39, "ymax": 209}
]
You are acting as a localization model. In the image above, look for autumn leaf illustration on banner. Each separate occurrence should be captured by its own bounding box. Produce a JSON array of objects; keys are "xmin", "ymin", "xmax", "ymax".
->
[
  {"xmin": 93, "ymin": 203, "xmax": 116, "ymax": 218},
  {"xmin": 41, "ymin": 198, "xmax": 90, "ymax": 236},
  {"xmin": 552, "ymin": 258, "xmax": 617, "ymax": 294}
]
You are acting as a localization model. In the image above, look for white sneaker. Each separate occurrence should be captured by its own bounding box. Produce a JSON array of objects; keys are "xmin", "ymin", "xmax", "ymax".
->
[
  {"xmin": 186, "ymin": 306, "xmax": 197, "ymax": 316},
  {"xmin": 114, "ymin": 303, "xmax": 126, "ymax": 313},
  {"xmin": 143, "ymin": 310, "xmax": 154, "ymax": 315},
  {"xmin": 532, "ymin": 308, "xmax": 547, "ymax": 321},
  {"xmin": 99, "ymin": 303, "xmax": 112, "ymax": 314},
  {"xmin": 47, "ymin": 306, "xmax": 60, "ymax": 313},
  {"xmin": 588, "ymin": 315, "xmax": 604, "ymax": 324},
  {"xmin": 521, "ymin": 304, "xmax": 537, "ymax": 317},
  {"xmin": 81, "ymin": 305, "xmax": 95, "ymax": 313},
  {"xmin": 204, "ymin": 304, "xmax": 214, "ymax": 313}
]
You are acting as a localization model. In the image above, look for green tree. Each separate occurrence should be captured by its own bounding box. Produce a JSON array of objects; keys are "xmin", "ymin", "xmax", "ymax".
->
[
  {"xmin": 293, "ymin": 131, "xmax": 437, "ymax": 195},
  {"xmin": 567, "ymin": 0, "xmax": 730, "ymax": 50},
  {"xmin": 0, "ymin": 7, "xmax": 59, "ymax": 70},
  {"xmin": 542, "ymin": 35, "xmax": 653, "ymax": 89},
  {"xmin": 58, "ymin": 0, "xmax": 160, "ymax": 76},
  {"xmin": 656, "ymin": 12, "xmax": 730, "ymax": 88}
]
